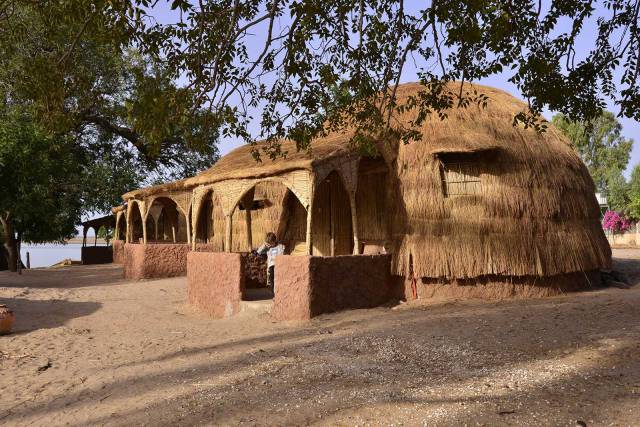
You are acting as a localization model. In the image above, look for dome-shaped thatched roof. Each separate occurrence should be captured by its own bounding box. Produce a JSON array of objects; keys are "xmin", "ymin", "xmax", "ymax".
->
[{"xmin": 383, "ymin": 83, "xmax": 610, "ymax": 280}]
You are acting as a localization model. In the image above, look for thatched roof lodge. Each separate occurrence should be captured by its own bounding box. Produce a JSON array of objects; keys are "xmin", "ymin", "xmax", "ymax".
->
[{"xmin": 114, "ymin": 82, "xmax": 611, "ymax": 316}]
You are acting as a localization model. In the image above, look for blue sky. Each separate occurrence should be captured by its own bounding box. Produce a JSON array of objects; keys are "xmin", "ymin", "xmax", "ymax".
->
[{"xmin": 149, "ymin": 2, "xmax": 640, "ymax": 177}]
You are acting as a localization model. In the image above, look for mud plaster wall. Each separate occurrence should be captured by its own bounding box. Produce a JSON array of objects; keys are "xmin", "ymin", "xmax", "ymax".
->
[
  {"xmin": 112, "ymin": 240, "xmax": 125, "ymax": 264},
  {"xmin": 272, "ymin": 254, "xmax": 391, "ymax": 321},
  {"xmin": 81, "ymin": 246, "xmax": 113, "ymax": 265},
  {"xmin": 390, "ymin": 270, "xmax": 603, "ymax": 301},
  {"xmin": 123, "ymin": 243, "xmax": 189, "ymax": 280},
  {"xmin": 187, "ymin": 252, "xmax": 245, "ymax": 318}
]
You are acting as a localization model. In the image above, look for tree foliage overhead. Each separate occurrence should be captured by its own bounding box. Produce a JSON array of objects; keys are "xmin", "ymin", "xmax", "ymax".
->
[
  {"xmin": 137, "ymin": 0, "xmax": 640, "ymax": 160},
  {"xmin": 3, "ymin": 0, "xmax": 639, "ymax": 164},
  {"xmin": 0, "ymin": 0, "xmax": 219, "ymax": 171}
]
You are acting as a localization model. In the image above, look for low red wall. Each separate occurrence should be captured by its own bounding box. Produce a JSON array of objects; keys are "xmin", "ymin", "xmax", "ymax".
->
[
  {"xmin": 81, "ymin": 246, "xmax": 113, "ymax": 265},
  {"xmin": 123, "ymin": 243, "xmax": 189, "ymax": 280},
  {"xmin": 272, "ymin": 254, "xmax": 392, "ymax": 321},
  {"xmin": 112, "ymin": 240, "xmax": 125, "ymax": 264},
  {"xmin": 187, "ymin": 252, "xmax": 245, "ymax": 318}
]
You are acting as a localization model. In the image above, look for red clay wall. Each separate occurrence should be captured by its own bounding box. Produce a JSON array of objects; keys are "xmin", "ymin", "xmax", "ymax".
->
[
  {"xmin": 272, "ymin": 254, "xmax": 392, "ymax": 321},
  {"xmin": 112, "ymin": 240, "xmax": 125, "ymax": 264},
  {"xmin": 187, "ymin": 252, "xmax": 245, "ymax": 318},
  {"xmin": 123, "ymin": 243, "xmax": 190, "ymax": 280},
  {"xmin": 81, "ymin": 246, "xmax": 113, "ymax": 265}
]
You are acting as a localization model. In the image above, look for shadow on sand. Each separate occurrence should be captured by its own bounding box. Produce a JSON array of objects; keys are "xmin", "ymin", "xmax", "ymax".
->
[
  {"xmin": 0, "ymin": 264, "xmax": 126, "ymax": 289},
  {"xmin": 0, "ymin": 297, "xmax": 101, "ymax": 334}
]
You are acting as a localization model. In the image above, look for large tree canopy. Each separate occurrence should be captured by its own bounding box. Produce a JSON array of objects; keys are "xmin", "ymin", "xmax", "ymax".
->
[
  {"xmin": 138, "ymin": 0, "xmax": 640, "ymax": 160},
  {"xmin": 0, "ymin": 108, "xmax": 84, "ymax": 270},
  {"xmin": 552, "ymin": 111, "xmax": 633, "ymax": 194},
  {"xmin": 0, "ymin": 1, "xmax": 219, "ymax": 171},
  {"xmin": 2, "ymin": 0, "xmax": 639, "ymax": 163}
]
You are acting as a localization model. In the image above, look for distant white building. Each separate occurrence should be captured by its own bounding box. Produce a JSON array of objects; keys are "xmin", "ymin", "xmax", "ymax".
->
[
  {"xmin": 595, "ymin": 193, "xmax": 608, "ymax": 217},
  {"xmin": 596, "ymin": 193, "xmax": 608, "ymax": 207}
]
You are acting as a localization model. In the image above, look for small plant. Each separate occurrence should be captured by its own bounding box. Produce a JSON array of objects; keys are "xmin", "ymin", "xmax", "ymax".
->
[{"xmin": 602, "ymin": 210, "xmax": 633, "ymax": 233}]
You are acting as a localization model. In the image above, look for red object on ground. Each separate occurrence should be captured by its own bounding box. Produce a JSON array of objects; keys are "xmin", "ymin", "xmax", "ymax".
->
[{"xmin": 411, "ymin": 275, "xmax": 418, "ymax": 300}]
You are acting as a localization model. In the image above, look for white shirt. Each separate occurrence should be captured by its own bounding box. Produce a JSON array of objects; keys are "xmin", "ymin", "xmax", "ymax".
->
[{"xmin": 257, "ymin": 243, "xmax": 285, "ymax": 268}]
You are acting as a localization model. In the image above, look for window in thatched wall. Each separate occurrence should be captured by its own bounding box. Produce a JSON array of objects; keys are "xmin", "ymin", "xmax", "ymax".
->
[{"xmin": 440, "ymin": 161, "xmax": 481, "ymax": 197}]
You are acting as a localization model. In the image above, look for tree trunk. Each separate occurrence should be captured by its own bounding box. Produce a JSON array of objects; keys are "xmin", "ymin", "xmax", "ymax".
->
[{"xmin": 0, "ymin": 214, "xmax": 18, "ymax": 273}]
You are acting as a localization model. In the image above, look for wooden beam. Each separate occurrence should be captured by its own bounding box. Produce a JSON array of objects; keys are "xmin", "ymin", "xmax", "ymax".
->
[
  {"xmin": 350, "ymin": 194, "xmax": 360, "ymax": 255},
  {"xmin": 225, "ymin": 214, "xmax": 232, "ymax": 252}
]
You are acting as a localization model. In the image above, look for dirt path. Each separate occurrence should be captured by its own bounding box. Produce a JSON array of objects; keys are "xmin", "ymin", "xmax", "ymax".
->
[{"xmin": 1, "ymin": 251, "xmax": 639, "ymax": 426}]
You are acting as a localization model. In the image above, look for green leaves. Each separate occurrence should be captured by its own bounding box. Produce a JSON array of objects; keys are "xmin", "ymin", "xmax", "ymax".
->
[
  {"xmin": 553, "ymin": 111, "xmax": 633, "ymax": 195},
  {"xmin": 0, "ymin": 107, "xmax": 83, "ymax": 244},
  {"xmin": 554, "ymin": 110, "xmax": 634, "ymax": 215}
]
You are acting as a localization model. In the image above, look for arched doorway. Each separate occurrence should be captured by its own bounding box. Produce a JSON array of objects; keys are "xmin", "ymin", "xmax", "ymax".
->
[
  {"xmin": 128, "ymin": 202, "xmax": 144, "ymax": 243},
  {"xmin": 228, "ymin": 180, "xmax": 307, "ymax": 254},
  {"xmin": 227, "ymin": 180, "xmax": 308, "ymax": 300},
  {"xmin": 148, "ymin": 197, "xmax": 187, "ymax": 242},
  {"xmin": 193, "ymin": 191, "xmax": 225, "ymax": 250},
  {"xmin": 115, "ymin": 216, "xmax": 125, "ymax": 241},
  {"xmin": 312, "ymin": 171, "xmax": 353, "ymax": 256}
]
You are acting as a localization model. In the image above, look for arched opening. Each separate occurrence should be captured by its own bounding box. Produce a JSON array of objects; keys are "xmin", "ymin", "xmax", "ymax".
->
[
  {"xmin": 115, "ymin": 215, "xmax": 125, "ymax": 240},
  {"xmin": 312, "ymin": 170, "xmax": 353, "ymax": 256},
  {"xmin": 96, "ymin": 225, "xmax": 112, "ymax": 245},
  {"xmin": 229, "ymin": 180, "xmax": 307, "ymax": 254},
  {"xmin": 355, "ymin": 156, "xmax": 389, "ymax": 254},
  {"xmin": 194, "ymin": 191, "xmax": 225, "ymax": 250},
  {"xmin": 128, "ymin": 202, "xmax": 144, "ymax": 243},
  {"xmin": 226, "ymin": 180, "xmax": 308, "ymax": 301},
  {"xmin": 148, "ymin": 197, "xmax": 187, "ymax": 243}
]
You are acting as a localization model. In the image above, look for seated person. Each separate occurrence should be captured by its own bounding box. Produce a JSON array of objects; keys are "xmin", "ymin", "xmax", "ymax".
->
[{"xmin": 255, "ymin": 232, "xmax": 285, "ymax": 293}]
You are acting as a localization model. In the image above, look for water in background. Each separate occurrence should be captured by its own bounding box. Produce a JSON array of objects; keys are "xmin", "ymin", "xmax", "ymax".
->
[{"xmin": 20, "ymin": 244, "xmax": 83, "ymax": 268}]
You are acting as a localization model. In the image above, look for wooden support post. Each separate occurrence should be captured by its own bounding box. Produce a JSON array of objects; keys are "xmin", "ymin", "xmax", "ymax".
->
[
  {"xmin": 125, "ymin": 206, "xmax": 130, "ymax": 243},
  {"xmin": 246, "ymin": 209, "xmax": 252, "ymax": 249},
  {"xmin": 94, "ymin": 234, "xmax": 97, "ymax": 246},
  {"xmin": 142, "ymin": 218, "xmax": 148, "ymax": 244},
  {"xmin": 305, "ymin": 204, "xmax": 313, "ymax": 255},
  {"xmin": 26, "ymin": 251, "xmax": 30, "ymax": 269},
  {"xmin": 191, "ymin": 208, "xmax": 197, "ymax": 251},
  {"xmin": 185, "ymin": 208, "xmax": 192, "ymax": 246},
  {"xmin": 154, "ymin": 218, "xmax": 158, "ymax": 241},
  {"xmin": 350, "ymin": 194, "xmax": 360, "ymax": 255},
  {"xmin": 225, "ymin": 214, "xmax": 232, "ymax": 252},
  {"xmin": 240, "ymin": 188, "xmax": 255, "ymax": 250}
]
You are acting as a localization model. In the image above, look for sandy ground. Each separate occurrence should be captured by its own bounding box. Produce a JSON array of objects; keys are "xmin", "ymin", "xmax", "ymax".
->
[{"xmin": 1, "ymin": 251, "xmax": 639, "ymax": 426}]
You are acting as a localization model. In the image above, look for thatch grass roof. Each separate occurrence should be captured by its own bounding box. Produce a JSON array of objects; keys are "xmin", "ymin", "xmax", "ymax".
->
[
  {"xmin": 120, "ymin": 81, "xmax": 610, "ymax": 280},
  {"xmin": 123, "ymin": 130, "xmax": 357, "ymax": 199},
  {"xmin": 384, "ymin": 82, "xmax": 611, "ymax": 279}
]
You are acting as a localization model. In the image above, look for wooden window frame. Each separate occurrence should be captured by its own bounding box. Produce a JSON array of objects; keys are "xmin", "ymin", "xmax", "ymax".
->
[{"xmin": 440, "ymin": 160, "xmax": 482, "ymax": 197}]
